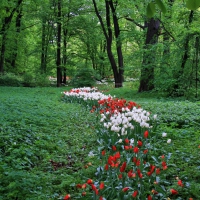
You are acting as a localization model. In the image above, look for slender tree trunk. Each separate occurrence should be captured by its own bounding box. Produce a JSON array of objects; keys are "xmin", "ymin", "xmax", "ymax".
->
[
  {"xmin": 62, "ymin": 28, "xmax": 67, "ymax": 84},
  {"xmin": 10, "ymin": 7, "xmax": 22, "ymax": 68},
  {"xmin": 99, "ymin": 40, "xmax": 106, "ymax": 78},
  {"xmin": 41, "ymin": 17, "xmax": 47, "ymax": 73},
  {"xmin": 194, "ymin": 36, "xmax": 199, "ymax": 98},
  {"xmin": 92, "ymin": 0, "xmax": 124, "ymax": 88},
  {"xmin": 0, "ymin": 31, "xmax": 6, "ymax": 73},
  {"xmin": 56, "ymin": 0, "xmax": 62, "ymax": 87},
  {"xmin": 138, "ymin": 18, "xmax": 160, "ymax": 92},
  {"xmin": 172, "ymin": 10, "xmax": 194, "ymax": 94},
  {"xmin": 109, "ymin": 0, "xmax": 124, "ymax": 86},
  {"xmin": 180, "ymin": 11, "xmax": 194, "ymax": 72},
  {"xmin": 0, "ymin": 0, "xmax": 23, "ymax": 73}
]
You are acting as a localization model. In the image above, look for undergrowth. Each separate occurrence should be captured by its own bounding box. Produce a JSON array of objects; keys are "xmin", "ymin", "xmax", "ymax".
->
[{"xmin": 0, "ymin": 86, "xmax": 199, "ymax": 199}]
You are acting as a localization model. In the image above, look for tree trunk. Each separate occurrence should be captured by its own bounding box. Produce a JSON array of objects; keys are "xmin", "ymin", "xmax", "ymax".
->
[
  {"xmin": 138, "ymin": 18, "xmax": 160, "ymax": 92},
  {"xmin": 180, "ymin": 11, "xmax": 194, "ymax": 73},
  {"xmin": 171, "ymin": 10, "xmax": 194, "ymax": 95},
  {"xmin": 10, "ymin": 7, "xmax": 22, "ymax": 68},
  {"xmin": 41, "ymin": 17, "xmax": 47, "ymax": 73},
  {"xmin": 109, "ymin": 0, "xmax": 124, "ymax": 85},
  {"xmin": 0, "ymin": 32, "xmax": 6, "ymax": 73},
  {"xmin": 62, "ymin": 28, "xmax": 67, "ymax": 84},
  {"xmin": 194, "ymin": 36, "xmax": 199, "ymax": 98},
  {"xmin": 0, "ymin": 0, "xmax": 23, "ymax": 73},
  {"xmin": 92, "ymin": 0, "xmax": 124, "ymax": 88},
  {"xmin": 99, "ymin": 40, "xmax": 106, "ymax": 78},
  {"xmin": 56, "ymin": 0, "xmax": 62, "ymax": 87}
]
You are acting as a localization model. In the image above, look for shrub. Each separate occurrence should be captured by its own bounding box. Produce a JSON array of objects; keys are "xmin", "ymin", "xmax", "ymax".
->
[
  {"xmin": 22, "ymin": 72, "xmax": 35, "ymax": 87},
  {"xmin": 35, "ymin": 74, "xmax": 51, "ymax": 87},
  {"xmin": 70, "ymin": 68, "xmax": 99, "ymax": 87},
  {"xmin": 0, "ymin": 72, "xmax": 22, "ymax": 86},
  {"xmin": 22, "ymin": 73, "xmax": 51, "ymax": 87}
]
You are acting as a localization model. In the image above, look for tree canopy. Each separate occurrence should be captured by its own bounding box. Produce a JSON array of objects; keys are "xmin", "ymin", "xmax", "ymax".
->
[{"xmin": 0, "ymin": 0, "xmax": 199, "ymax": 97}]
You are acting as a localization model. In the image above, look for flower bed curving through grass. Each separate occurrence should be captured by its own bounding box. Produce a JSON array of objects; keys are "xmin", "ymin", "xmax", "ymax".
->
[
  {"xmin": 0, "ymin": 86, "xmax": 199, "ymax": 200},
  {"xmin": 62, "ymin": 87, "xmax": 200, "ymax": 200}
]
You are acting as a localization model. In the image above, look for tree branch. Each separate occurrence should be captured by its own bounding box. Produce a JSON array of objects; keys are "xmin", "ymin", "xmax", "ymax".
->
[
  {"xmin": 125, "ymin": 17, "xmax": 146, "ymax": 29},
  {"xmin": 92, "ymin": 0, "xmax": 108, "ymax": 40},
  {"xmin": 0, "ymin": 0, "xmax": 23, "ymax": 34},
  {"xmin": 158, "ymin": 19, "xmax": 176, "ymax": 41}
]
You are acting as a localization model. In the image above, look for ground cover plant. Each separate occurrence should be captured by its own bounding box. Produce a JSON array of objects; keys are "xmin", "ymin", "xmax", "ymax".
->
[
  {"xmin": 0, "ymin": 85, "xmax": 199, "ymax": 199},
  {"xmin": 0, "ymin": 86, "xmax": 99, "ymax": 199}
]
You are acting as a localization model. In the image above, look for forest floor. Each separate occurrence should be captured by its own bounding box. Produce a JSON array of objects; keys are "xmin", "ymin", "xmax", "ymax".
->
[{"xmin": 0, "ymin": 85, "xmax": 199, "ymax": 199}]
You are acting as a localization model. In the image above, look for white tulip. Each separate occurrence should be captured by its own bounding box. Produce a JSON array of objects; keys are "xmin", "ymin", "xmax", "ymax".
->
[
  {"xmin": 162, "ymin": 132, "xmax": 167, "ymax": 137},
  {"xmin": 118, "ymin": 139, "xmax": 122, "ymax": 143},
  {"xmin": 167, "ymin": 139, "xmax": 171, "ymax": 144}
]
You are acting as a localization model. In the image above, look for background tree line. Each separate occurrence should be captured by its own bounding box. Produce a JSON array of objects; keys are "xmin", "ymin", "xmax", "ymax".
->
[{"xmin": 0, "ymin": 0, "xmax": 199, "ymax": 97}]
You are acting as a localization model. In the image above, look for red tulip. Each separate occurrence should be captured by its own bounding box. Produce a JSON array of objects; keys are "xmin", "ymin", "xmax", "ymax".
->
[
  {"xmin": 162, "ymin": 161, "xmax": 167, "ymax": 170},
  {"xmin": 170, "ymin": 189, "xmax": 178, "ymax": 195},
  {"xmin": 82, "ymin": 192, "xmax": 86, "ymax": 196},
  {"xmin": 91, "ymin": 184, "xmax": 98, "ymax": 195},
  {"xmin": 151, "ymin": 189, "xmax": 158, "ymax": 194},
  {"xmin": 118, "ymin": 173, "xmax": 122, "ymax": 179},
  {"xmin": 143, "ymin": 149, "xmax": 148, "ymax": 154},
  {"xmin": 124, "ymin": 145, "xmax": 130, "ymax": 150},
  {"xmin": 122, "ymin": 187, "xmax": 129, "ymax": 192},
  {"xmin": 133, "ymin": 147, "xmax": 139, "ymax": 153},
  {"xmin": 102, "ymin": 150, "xmax": 106, "ymax": 156},
  {"xmin": 125, "ymin": 138, "xmax": 129, "ymax": 144},
  {"xmin": 177, "ymin": 180, "xmax": 184, "ymax": 187},
  {"xmin": 128, "ymin": 170, "xmax": 136, "ymax": 178},
  {"xmin": 87, "ymin": 179, "xmax": 93, "ymax": 185},
  {"xmin": 114, "ymin": 152, "xmax": 120, "ymax": 159},
  {"xmin": 120, "ymin": 162, "xmax": 126, "ymax": 172},
  {"xmin": 161, "ymin": 155, "xmax": 165, "ymax": 159},
  {"xmin": 112, "ymin": 145, "xmax": 117, "ymax": 151},
  {"xmin": 99, "ymin": 182, "xmax": 104, "ymax": 190},
  {"xmin": 156, "ymin": 168, "xmax": 160, "ymax": 175},
  {"xmin": 132, "ymin": 190, "xmax": 138, "ymax": 198},
  {"xmin": 137, "ymin": 140, "xmax": 143, "ymax": 147},
  {"xmin": 76, "ymin": 184, "xmax": 82, "ymax": 188},
  {"xmin": 144, "ymin": 130, "xmax": 149, "ymax": 138},
  {"xmin": 104, "ymin": 164, "xmax": 109, "ymax": 171},
  {"xmin": 148, "ymin": 195, "xmax": 152, "ymax": 200},
  {"xmin": 64, "ymin": 194, "xmax": 70, "ymax": 200}
]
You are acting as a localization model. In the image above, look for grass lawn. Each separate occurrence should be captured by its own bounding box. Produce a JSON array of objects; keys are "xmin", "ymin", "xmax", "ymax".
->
[{"xmin": 0, "ymin": 85, "xmax": 200, "ymax": 199}]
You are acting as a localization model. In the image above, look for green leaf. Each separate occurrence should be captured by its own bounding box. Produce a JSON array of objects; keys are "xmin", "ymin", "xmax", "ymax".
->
[
  {"xmin": 146, "ymin": 2, "xmax": 156, "ymax": 18},
  {"xmin": 155, "ymin": 0, "xmax": 167, "ymax": 13},
  {"xmin": 186, "ymin": 0, "xmax": 200, "ymax": 10}
]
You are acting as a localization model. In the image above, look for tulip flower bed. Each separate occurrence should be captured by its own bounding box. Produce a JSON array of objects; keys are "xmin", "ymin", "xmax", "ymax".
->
[
  {"xmin": 1, "ymin": 86, "xmax": 199, "ymax": 199},
  {"xmin": 62, "ymin": 87, "xmax": 194, "ymax": 200}
]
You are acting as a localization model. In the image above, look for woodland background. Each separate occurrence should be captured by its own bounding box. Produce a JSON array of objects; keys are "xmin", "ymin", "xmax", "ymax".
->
[{"xmin": 0, "ymin": 0, "xmax": 200, "ymax": 98}]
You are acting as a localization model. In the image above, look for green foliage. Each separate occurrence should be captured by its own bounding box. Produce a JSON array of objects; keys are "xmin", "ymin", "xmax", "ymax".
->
[
  {"xmin": 0, "ymin": 72, "xmax": 22, "ymax": 86},
  {"xmin": 1, "ymin": 0, "xmax": 199, "ymax": 98},
  {"xmin": 35, "ymin": 74, "xmax": 51, "ymax": 87},
  {"xmin": 71, "ymin": 67, "xmax": 99, "ymax": 87},
  {"xmin": 146, "ymin": 2, "xmax": 156, "ymax": 18},
  {"xmin": 0, "ymin": 86, "xmax": 200, "ymax": 199},
  {"xmin": 155, "ymin": 0, "xmax": 167, "ymax": 13},
  {"xmin": 186, "ymin": 0, "xmax": 200, "ymax": 10},
  {"xmin": 0, "ymin": 87, "xmax": 98, "ymax": 199},
  {"xmin": 147, "ymin": 0, "xmax": 200, "ymax": 17},
  {"xmin": 146, "ymin": 0, "xmax": 166, "ymax": 18},
  {"xmin": 0, "ymin": 72, "xmax": 51, "ymax": 87},
  {"xmin": 22, "ymin": 72, "xmax": 51, "ymax": 87},
  {"xmin": 22, "ymin": 72, "xmax": 34, "ymax": 87}
]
